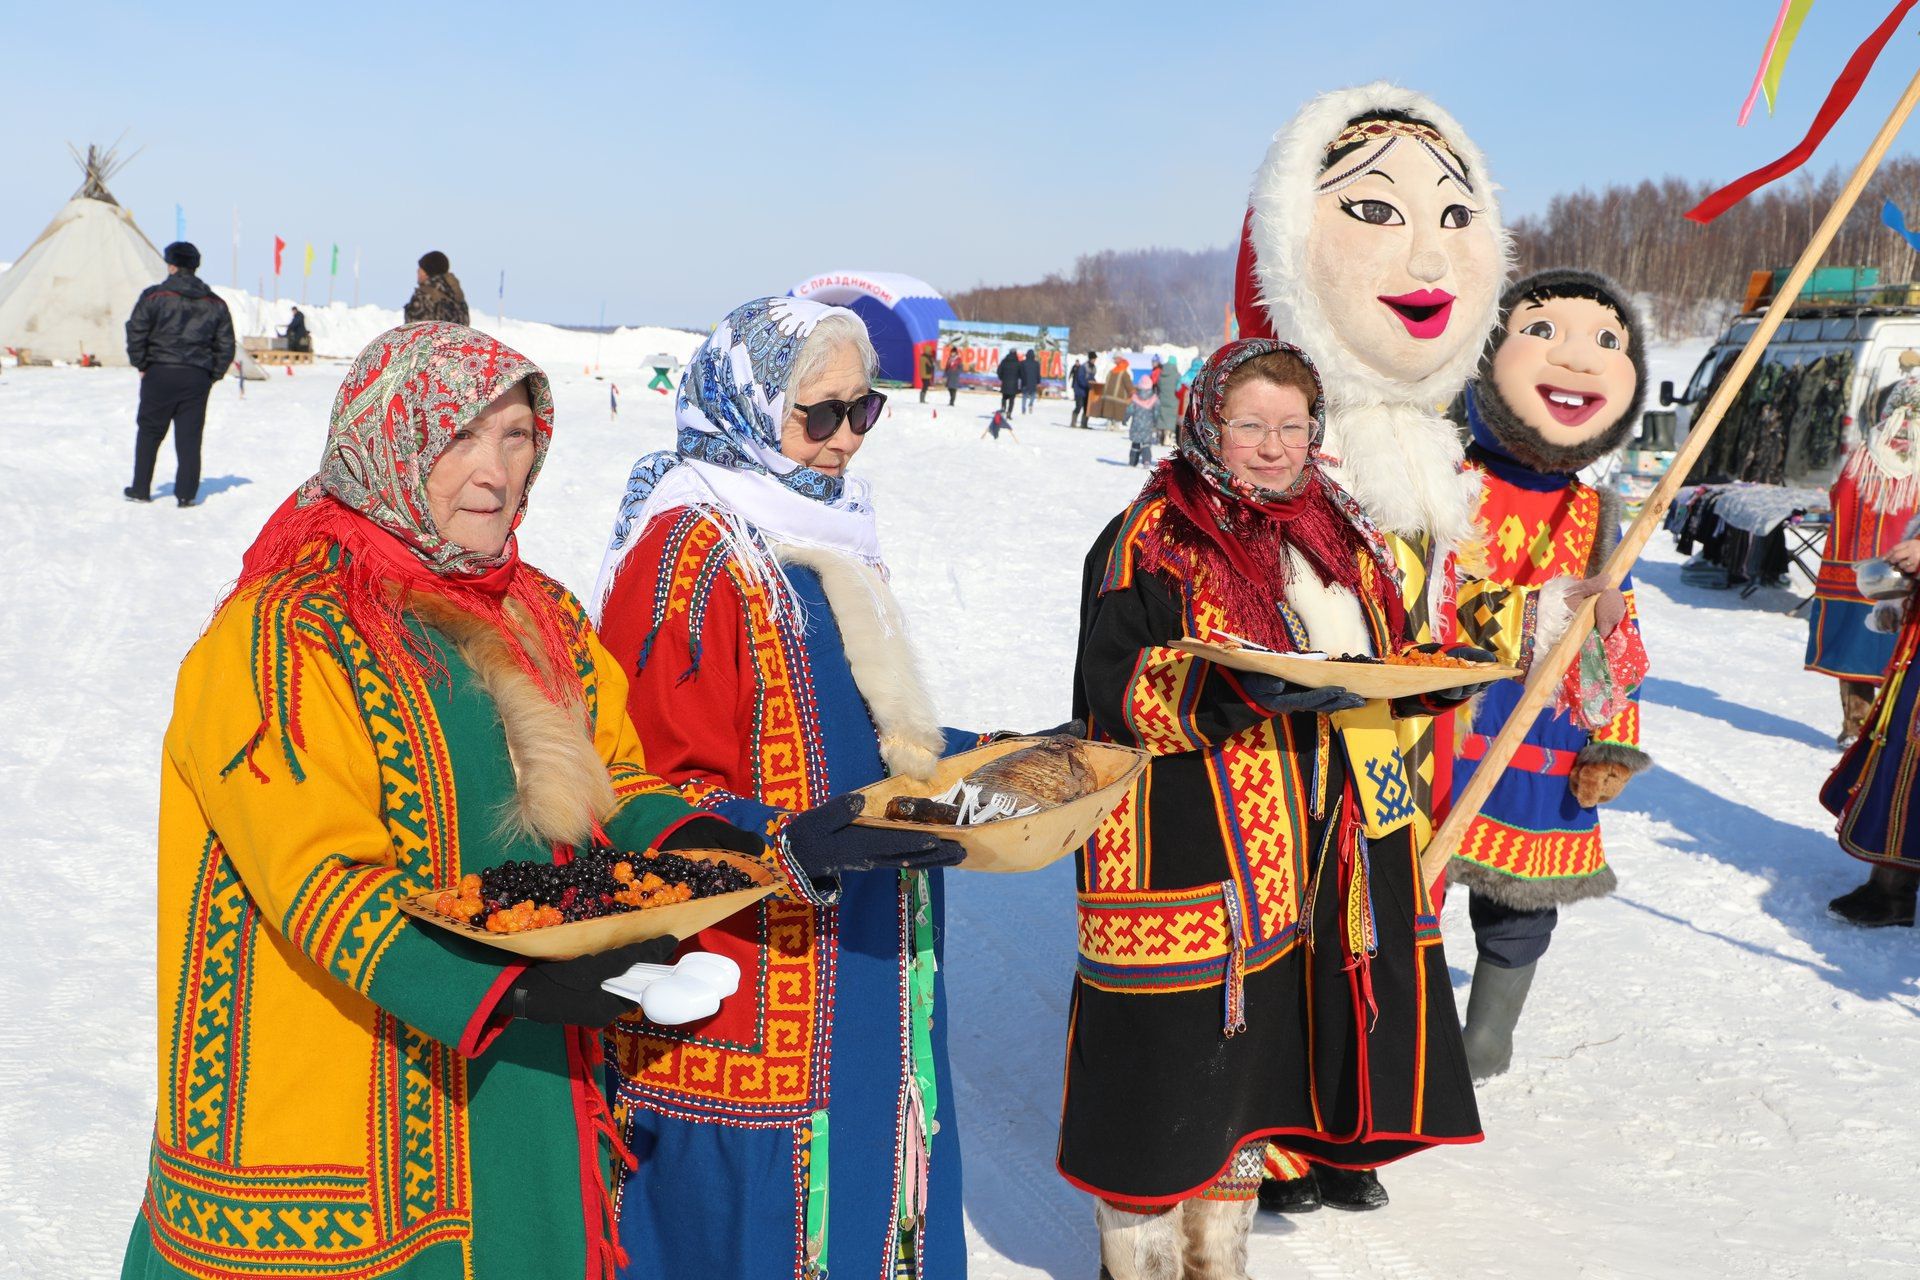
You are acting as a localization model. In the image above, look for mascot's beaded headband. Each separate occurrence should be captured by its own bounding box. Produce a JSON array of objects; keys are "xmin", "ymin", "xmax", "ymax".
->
[{"xmin": 1317, "ymin": 117, "xmax": 1473, "ymax": 196}]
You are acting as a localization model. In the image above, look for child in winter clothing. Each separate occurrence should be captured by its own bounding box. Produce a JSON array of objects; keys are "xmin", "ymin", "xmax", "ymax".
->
[
  {"xmin": 1443, "ymin": 269, "xmax": 1652, "ymax": 1079},
  {"xmin": 1125, "ymin": 384, "xmax": 1159, "ymax": 466}
]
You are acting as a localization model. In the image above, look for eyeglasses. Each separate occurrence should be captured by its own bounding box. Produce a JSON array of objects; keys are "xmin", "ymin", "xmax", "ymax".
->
[
  {"xmin": 1222, "ymin": 417, "xmax": 1317, "ymax": 448},
  {"xmin": 793, "ymin": 391, "xmax": 888, "ymax": 442}
]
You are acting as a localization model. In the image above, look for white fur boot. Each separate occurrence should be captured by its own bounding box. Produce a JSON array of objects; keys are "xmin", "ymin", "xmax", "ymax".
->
[
  {"xmin": 1096, "ymin": 1201, "xmax": 1185, "ymax": 1280},
  {"xmin": 1180, "ymin": 1197, "xmax": 1255, "ymax": 1280}
]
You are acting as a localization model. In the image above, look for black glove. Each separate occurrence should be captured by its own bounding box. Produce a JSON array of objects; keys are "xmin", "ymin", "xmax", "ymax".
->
[
  {"xmin": 506, "ymin": 937, "xmax": 680, "ymax": 1027},
  {"xmin": 1399, "ymin": 643, "xmax": 1502, "ymax": 711},
  {"xmin": 987, "ymin": 718, "xmax": 1087, "ymax": 743},
  {"xmin": 786, "ymin": 793, "xmax": 967, "ymax": 878},
  {"xmin": 1237, "ymin": 672, "xmax": 1366, "ymax": 715}
]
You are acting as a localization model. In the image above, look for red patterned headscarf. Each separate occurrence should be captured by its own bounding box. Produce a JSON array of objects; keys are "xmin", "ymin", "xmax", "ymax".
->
[
  {"xmin": 231, "ymin": 323, "xmax": 578, "ymax": 704},
  {"xmin": 1139, "ymin": 338, "xmax": 1405, "ymax": 650}
]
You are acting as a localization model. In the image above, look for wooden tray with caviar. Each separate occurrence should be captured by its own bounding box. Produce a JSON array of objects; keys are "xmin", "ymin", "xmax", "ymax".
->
[
  {"xmin": 1168, "ymin": 633, "xmax": 1518, "ymax": 701},
  {"xmin": 398, "ymin": 846, "xmax": 775, "ymax": 960}
]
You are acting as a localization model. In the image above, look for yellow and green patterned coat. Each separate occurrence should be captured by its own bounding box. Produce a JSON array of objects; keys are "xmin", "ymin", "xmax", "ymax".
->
[{"xmin": 122, "ymin": 545, "xmax": 716, "ymax": 1280}]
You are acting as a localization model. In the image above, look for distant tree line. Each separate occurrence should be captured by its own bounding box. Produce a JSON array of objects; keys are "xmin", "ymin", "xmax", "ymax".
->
[
  {"xmin": 947, "ymin": 158, "xmax": 1920, "ymax": 349},
  {"xmin": 947, "ymin": 246, "xmax": 1235, "ymax": 351},
  {"xmin": 1510, "ymin": 156, "xmax": 1920, "ymax": 338}
]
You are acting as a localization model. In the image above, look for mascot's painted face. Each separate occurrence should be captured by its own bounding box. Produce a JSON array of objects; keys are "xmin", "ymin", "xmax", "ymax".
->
[
  {"xmin": 1306, "ymin": 122, "xmax": 1502, "ymax": 385},
  {"xmin": 1491, "ymin": 295, "xmax": 1637, "ymax": 449}
]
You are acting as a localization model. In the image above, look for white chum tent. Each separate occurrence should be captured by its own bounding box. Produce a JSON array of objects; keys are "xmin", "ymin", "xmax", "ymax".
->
[{"xmin": 0, "ymin": 144, "xmax": 262, "ymax": 377}]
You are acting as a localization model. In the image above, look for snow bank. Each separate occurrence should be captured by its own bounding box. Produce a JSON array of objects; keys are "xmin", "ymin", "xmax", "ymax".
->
[{"xmin": 212, "ymin": 286, "xmax": 704, "ymax": 373}]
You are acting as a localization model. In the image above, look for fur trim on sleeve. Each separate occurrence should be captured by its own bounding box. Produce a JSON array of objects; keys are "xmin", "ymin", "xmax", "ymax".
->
[
  {"xmin": 1530, "ymin": 576, "xmax": 1580, "ymax": 669},
  {"xmin": 1870, "ymin": 600, "xmax": 1910, "ymax": 634},
  {"xmin": 1575, "ymin": 740, "xmax": 1651, "ymax": 775}
]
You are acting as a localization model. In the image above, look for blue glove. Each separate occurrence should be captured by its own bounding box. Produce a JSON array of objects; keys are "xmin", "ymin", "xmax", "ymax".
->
[
  {"xmin": 1237, "ymin": 673, "xmax": 1366, "ymax": 715},
  {"xmin": 786, "ymin": 794, "xmax": 967, "ymax": 879}
]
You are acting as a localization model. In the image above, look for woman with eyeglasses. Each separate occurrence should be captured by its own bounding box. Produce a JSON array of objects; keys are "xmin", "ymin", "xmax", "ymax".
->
[
  {"xmin": 592, "ymin": 298, "xmax": 973, "ymax": 1280},
  {"xmin": 1059, "ymin": 339, "xmax": 1487, "ymax": 1278}
]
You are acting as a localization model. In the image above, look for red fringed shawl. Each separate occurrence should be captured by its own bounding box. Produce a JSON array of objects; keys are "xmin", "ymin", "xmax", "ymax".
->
[
  {"xmin": 1138, "ymin": 457, "xmax": 1405, "ymax": 652},
  {"xmin": 232, "ymin": 493, "xmax": 581, "ymax": 706}
]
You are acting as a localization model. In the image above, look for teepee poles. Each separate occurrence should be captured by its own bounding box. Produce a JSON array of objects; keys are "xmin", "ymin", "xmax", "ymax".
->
[{"xmin": 1420, "ymin": 60, "xmax": 1920, "ymax": 891}]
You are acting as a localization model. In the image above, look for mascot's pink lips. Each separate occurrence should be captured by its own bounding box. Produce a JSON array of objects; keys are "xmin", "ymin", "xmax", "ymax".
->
[
  {"xmin": 1535, "ymin": 384, "xmax": 1607, "ymax": 427},
  {"xmin": 1378, "ymin": 290, "xmax": 1455, "ymax": 338}
]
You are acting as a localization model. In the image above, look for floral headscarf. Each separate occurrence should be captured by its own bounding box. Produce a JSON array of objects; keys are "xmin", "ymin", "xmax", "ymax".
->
[
  {"xmin": 232, "ymin": 323, "xmax": 577, "ymax": 726},
  {"xmin": 1176, "ymin": 337, "xmax": 1326, "ymax": 502},
  {"xmin": 304, "ymin": 321, "xmax": 555, "ymax": 575},
  {"xmin": 1133, "ymin": 337, "xmax": 1404, "ymax": 650},
  {"xmin": 594, "ymin": 297, "xmax": 881, "ymax": 614}
]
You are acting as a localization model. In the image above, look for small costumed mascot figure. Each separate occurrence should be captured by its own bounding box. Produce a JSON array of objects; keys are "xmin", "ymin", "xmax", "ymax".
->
[
  {"xmin": 1445, "ymin": 269, "xmax": 1652, "ymax": 1079},
  {"xmin": 1240, "ymin": 80, "xmax": 1586, "ymax": 1215}
]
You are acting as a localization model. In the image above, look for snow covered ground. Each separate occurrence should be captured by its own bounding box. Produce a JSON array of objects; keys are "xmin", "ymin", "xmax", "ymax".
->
[{"xmin": 2, "ymin": 347, "xmax": 1915, "ymax": 1279}]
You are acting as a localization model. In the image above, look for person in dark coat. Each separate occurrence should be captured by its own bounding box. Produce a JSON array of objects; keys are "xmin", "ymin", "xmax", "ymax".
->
[
  {"xmin": 124, "ymin": 241, "xmax": 235, "ymax": 507},
  {"xmin": 944, "ymin": 349, "xmax": 964, "ymax": 406},
  {"xmin": 997, "ymin": 349, "xmax": 1021, "ymax": 415},
  {"xmin": 403, "ymin": 250, "xmax": 471, "ymax": 325},
  {"xmin": 1063, "ymin": 339, "xmax": 1488, "ymax": 1275},
  {"xmin": 919, "ymin": 344, "xmax": 939, "ymax": 402},
  {"xmin": 1019, "ymin": 348, "xmax": 1041, "ymax": 414},
  {"xmin": 285, "ymin": 306, "xmax": 311, "ymax": 353},
  {"xmin": 1070, "ymin": 352, "xmax": 1097, "ymax": 428}
]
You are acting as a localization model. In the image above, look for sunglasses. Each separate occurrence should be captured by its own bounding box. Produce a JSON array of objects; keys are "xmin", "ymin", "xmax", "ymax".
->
[{"xmin": 792, "ymin": 391, "xmax": 888, "ymax": 442}]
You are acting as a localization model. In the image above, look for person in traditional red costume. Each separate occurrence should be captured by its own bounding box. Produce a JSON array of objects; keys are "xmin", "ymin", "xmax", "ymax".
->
[
  {"xmin": 1806, "ymin": 352, "xmax": 1920, "ymax": 746},
  {"xmin": 1233, "ymin": 83, "xmax": 1603, "ymax": 1213}
]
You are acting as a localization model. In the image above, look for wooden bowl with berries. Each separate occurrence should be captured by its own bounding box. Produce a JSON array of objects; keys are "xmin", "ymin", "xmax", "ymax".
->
[{"xmin": 398, "ymin": 845, "xmax": 776, "ymax": 960}]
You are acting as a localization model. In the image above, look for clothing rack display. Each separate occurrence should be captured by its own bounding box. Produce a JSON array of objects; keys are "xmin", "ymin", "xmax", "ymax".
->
[{"xmin": 1668, "ymin": 482, "xmax": 1831, "ymax": 608}]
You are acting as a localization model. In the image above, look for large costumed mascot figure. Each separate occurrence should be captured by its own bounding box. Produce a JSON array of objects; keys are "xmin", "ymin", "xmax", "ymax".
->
[
  {"xmin": 1445, "ymin": 269, "xmax": 1652, "ymax": 1079},
  {"xmin": 1235, "ymin": 81, "xmax": 1578, "ymax": 1214}
]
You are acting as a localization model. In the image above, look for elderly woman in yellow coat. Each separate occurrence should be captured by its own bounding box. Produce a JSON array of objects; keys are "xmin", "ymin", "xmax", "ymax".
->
[{"xmin": 119, "ymin": 323, "xmax": 794, "ymax": 1280}]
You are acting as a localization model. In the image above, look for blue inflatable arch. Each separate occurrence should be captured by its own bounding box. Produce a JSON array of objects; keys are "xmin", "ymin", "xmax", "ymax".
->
[{"xmin": 788, "ymin": 272, "xmax": 958, "ymax": 386}]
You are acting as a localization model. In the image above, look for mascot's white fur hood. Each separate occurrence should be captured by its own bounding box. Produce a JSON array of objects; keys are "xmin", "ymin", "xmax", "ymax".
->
[{"xmin": 1242, "ymin": 81, "xmax": 1515, "ymax": 544}]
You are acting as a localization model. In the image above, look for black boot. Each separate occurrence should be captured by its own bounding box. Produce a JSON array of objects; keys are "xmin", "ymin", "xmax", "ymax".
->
[
  {"xmin": 1462, "ymin": 959, "xmax": 1537, "ymax": 1080},
  {"xmin": 1829, "ymin": 865, "xmax": 1919, "ymax": 927},
  {"xmin": 124, "ymin": 486, "xmax": 152, "ymax": 503},
  {"xmin": 1256, "ymin": 1173, "xmax": 1321, "ymax": 1215},
  {"xmin": 1314, "ymin": 1165, "xmax": 1388, "ymax": 1212}
]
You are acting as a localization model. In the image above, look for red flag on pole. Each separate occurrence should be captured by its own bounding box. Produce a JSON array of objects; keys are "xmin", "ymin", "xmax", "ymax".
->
[
  {"xmin": 1687, "ymin": 0, "xmax": 1919, "ymax": 224},
  {"xmin": 273, "ymin": 236, "xmax": 287, "ymax": 275}
]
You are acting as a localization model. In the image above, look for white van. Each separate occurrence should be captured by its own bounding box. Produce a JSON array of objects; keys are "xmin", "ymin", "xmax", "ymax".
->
[{"xmin": 1661, "ymin": 308, "xmax": 1920, "ymax": 484}]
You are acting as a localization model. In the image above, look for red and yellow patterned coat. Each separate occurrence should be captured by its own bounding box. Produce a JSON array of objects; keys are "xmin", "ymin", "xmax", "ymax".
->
[{"xmin": 124, "ymin": 545, "xmax": 716, "ymax": 1280}]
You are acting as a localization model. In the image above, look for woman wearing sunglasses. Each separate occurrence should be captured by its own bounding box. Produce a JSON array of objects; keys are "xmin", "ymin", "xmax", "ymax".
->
[
  {"xmin": 1060, "ymin": 339, "xmax": 1487, "ymax": 1278},
  {"xmin": 592, "ymin": 298, "xmax": 973, "ymax": 1280}
]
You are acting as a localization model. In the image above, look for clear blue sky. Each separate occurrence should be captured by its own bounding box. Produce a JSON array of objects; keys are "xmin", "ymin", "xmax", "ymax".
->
[{"xmin": 9, "ymin": 1, "xmax": 1920, "ymax": 328}]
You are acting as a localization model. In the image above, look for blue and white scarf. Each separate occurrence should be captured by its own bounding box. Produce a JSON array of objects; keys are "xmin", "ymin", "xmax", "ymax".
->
[{"xmin": 592, "ymin": 296, "xmax": 883, "ymax": 616}]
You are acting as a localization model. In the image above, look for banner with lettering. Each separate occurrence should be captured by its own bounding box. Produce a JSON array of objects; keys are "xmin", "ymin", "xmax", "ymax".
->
[{"xmin": 935, "ymin": 318, "xmax": 1072, "ymax": 394}]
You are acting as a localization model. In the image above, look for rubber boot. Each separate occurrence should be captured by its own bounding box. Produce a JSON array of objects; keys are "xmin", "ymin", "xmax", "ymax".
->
[
  {"xmin": 1829, "ymin": 863, "xmax": 1920, "ymax": 928},
  {"xmin": 1181, "ymin": 1198, "xmax": 1255, "ymax": 1280},
  {"xmin": 1461, "ymin": 959, "xmax": 1537, "ymax": 1080},
  {"xmin": 1096, "ymin": 1201, "xmax": 1185, "ymax": 1280}
]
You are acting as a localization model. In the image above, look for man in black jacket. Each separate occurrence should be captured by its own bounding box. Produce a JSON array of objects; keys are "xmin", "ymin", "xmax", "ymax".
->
[
  {"xmin": 124, "ymin": 242, "xmax": 235, "ymax": 506},
  {"xmin": 997, "ymin": 349, "xmax": 1020, "ymax": 415}
]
